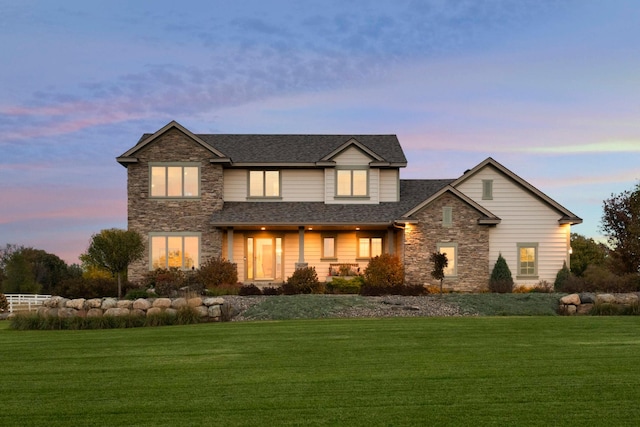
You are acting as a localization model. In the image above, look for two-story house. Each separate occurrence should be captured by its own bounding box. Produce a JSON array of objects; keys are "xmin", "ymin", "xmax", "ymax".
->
[{"xmin": 117, "ymin": 121, "xmax": 581, "ymax": 291}]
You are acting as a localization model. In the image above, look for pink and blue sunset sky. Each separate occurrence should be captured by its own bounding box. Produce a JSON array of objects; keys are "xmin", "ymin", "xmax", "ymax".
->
[{"xmin": 1, "ymin": 0, "xmax": 639, "ymax": 264}]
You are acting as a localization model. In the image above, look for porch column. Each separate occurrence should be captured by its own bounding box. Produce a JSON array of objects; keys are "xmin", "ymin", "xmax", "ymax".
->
[
  {"xmin": 227, "ymin": 228, "xmax": 234, "ymax": 262},
  {"xmin": 387, "ymin": 228, "xmax": 395, "ymax": 254},
  {"xmin": 296, "ymin": 226, "xmax": 308, "ymax": 269}
]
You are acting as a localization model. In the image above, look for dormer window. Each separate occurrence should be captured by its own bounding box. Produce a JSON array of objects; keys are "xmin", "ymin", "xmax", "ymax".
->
[
  {"xmin": 336, "ymin": 169, "xmax": 368, "ymax": 197},
  {"xmin": 249, "ymin": 171, "xmax": 280, "ymax": 197}
]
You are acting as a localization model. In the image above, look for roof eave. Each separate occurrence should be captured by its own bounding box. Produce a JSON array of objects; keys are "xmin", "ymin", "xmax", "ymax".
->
[{"xmin": 116, "ymin": 157, "xmax": 138, "ymax": 166}]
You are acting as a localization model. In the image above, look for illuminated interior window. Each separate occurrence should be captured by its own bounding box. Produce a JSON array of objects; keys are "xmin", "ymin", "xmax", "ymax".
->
[
  {"xmin": 150, "ymin": 165, "xmax": 199, "ymax": 197},
  {"xmin": 358, "ymin": 236, "xmax": 382, "ymax": 258},
  {"xmin": 437, "ymin": 243, "xmax": 457, "ymax": 276},
  {"xmin": 150, "ymin": 235, "xmax": 199, "ymax": 270},
  {"xmin": 518, "ymin": 244, "xmax": 538, "ymax": 276},
  {"xmin": 249, "ymin": 171, "xmax": 280, "ymax": 197},
  {"xmin": 337, "ymin": 170, "xmax": 368, "ymax": 197}
]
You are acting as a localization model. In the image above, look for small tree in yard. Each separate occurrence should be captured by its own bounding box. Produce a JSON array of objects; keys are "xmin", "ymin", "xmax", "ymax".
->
[
  {"xmin": 80, "ymin": 229, "xmax": 144, "ymax": 299},
  {"xmin": 489, "ymin": 253, "xmax": 514, "ymax": 293},
  {"xmin": 430, "ymin": 252, "xmax": 448, "ymax": 294}
]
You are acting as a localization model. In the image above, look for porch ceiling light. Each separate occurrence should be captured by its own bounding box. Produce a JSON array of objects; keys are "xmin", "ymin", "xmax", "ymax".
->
[{"xmin": 260, "ymin": 227, "xmax": 266, "ymax": 230}]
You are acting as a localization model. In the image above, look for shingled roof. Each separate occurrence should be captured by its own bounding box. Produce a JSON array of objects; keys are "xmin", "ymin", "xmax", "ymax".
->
[{"xmin": 210, "ymin": 179, "xmax": 454, "ymax": 226}]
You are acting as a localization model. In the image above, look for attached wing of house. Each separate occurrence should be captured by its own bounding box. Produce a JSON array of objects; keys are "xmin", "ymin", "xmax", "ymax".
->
[{"xmin": 117, "ymin": 121, "xmax": 581, "ymax": 291}]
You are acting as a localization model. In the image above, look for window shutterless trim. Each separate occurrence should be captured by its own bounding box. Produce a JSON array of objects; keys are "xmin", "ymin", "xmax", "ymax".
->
[
  {"xmin": 516, "ymin": 242, "xmax": 538, "ymax": 277},
  {"xmin": 148, "ymin": 232, "xmax": 201, "ymax": 270},
  {"xmin": 335, "ymin": 168, "xmax": 369, "ymax": 197},
  {"xmin": 149, "ymin": 163, "xmax": 201, "ymax": 198},
  {"xmin": 247, "ymin": 170, "xmax": 281, "ymax": 198}
]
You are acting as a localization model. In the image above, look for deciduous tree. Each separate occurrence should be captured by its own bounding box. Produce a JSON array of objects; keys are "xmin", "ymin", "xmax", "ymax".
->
[
  {"xmin": 80, "ymin": 229, "xmax": 144, "ymax": 299},
  {"xmin": 569, "ymin": 233, "xmax": 608, "ymax": 276},
  {"xmin": 601, "ymin": 184, "xmax": 640, "ymax": 274}
]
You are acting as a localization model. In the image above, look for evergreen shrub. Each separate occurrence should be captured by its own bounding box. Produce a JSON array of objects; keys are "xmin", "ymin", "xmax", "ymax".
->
[{"xmin": 489, "ymin": 253, "xmax": 514, "ymax": 293}]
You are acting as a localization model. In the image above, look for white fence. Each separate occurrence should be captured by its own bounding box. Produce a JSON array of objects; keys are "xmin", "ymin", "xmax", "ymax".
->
[{"xmin": 5, "ymin": 294, "xmax": 52, "ymax": 313}]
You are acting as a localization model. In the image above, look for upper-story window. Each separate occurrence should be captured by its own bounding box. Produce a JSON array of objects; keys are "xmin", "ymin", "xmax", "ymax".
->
[
  {"xmin": 482, "ymin": 180, "xmax": 493, "ymax": 200},
  {"xmin": 150, "ymin": 165, "xmax": 199, "ymax": 197},
  {"xmin": 249, "ymin": 171, "xmax": 280, "ymax": 197},
  {"xmin": 336, "ymin": 169, "xmax": 368, "ymax": 197}
]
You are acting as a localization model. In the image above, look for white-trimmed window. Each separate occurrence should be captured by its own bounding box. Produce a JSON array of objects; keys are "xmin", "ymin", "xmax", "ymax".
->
[
  {"xmin": 336, "ymin": 169, "xmax": 368, "ymax": 197},
  {"xmin": 322, "ymin": 235, "xmax": 337, "ymax": 260},
  {"xmin": 437, "ymin": 242, "xmax": 457, "ymax": 276},
  {"xmin": 150, "ymin": 234, "xmax": 200, "ymax": 270},
  {"xmin": 442, "ymin": 207, "xmax": 453, "ymax": 228},
  {"xmin": 150, "ymin": 165, "xmax": 199, "ymax": 197},
  {"xmin": 358, "ymin": 236, "xmax": 383, "ymax": 259},
  {"xmin": 249, "ymin": 171, "xmax": 280, "ymax": 197},
  {"xmin": 517, "ymin": 243, "xmax": 538, "ymax": 277},
  {"xmin": 482, "ymin": 180, "xmax": 493, "ymax": 200}
]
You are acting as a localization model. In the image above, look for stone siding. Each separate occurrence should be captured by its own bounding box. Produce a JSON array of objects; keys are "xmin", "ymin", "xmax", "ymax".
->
[
  {"xmin": 126, "ymin": 128, "xmax": 224, "ymax": 282},
  {"xmin": 404, "ymin": 193, "xmax": 490, "ymax": 292}
]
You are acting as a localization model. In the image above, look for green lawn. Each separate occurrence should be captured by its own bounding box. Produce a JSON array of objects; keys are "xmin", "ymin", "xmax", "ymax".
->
[{"xmin": 1, "ymin": 317, "xmax": 639, "ymax": 426}]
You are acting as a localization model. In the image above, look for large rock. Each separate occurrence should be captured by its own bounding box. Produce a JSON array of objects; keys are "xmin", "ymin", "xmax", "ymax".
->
[
  {"xmin": 130, "ymin": 309, "xmax": 146, "ymax": 317},
  {"xmin": 171, "ymin": 298, "xmax": 187, "ymax": 309},
  {"xmin": 565, "ymin": 305, "xmax": 577, "ymax": 315},
  {"xmin": 66, "ymin": 298, "xmax": 86, "ymax": 310},
  {"xmin": 147, "ymin": 307, "xmax": 163, "ymax": 316},
  {"xmin": 86, "ymin": 308, "xmax": 103, "ymax": 318},
  {"xmin": 203, "ymin": 297, "xmax": 224, "ymax": 306},
  {"xmin": 577, "ymin": 303, "xmax": 594, "ymax": 315},
  {"xmin": 58, "ymin": 307, "xmax": 77, "ymax": 318},
  {"xmin": 104, "ymin": 307, "xmax": 130, "ymax": 317},
  {"xmin": 153, "ymin": 298, "xmax": 172, "ymax": 308},
  {"xmin": 102, "ymin": 298, "xmax": 118, "ymax": 309},
  {"xmin": 579, "ymin": 293, "xmax": 596, "ymax": 304},
  {"xmin": 133, "ymin": 298, "xmax": 152, "ymax": 310},
  {"xmin": 36, "ymin": 307, "xmax": 49, "ymax": 317},
  {"xmin": 615, "ymin": 293, "xmax": 638, "ymax": 305},
  {"xmin": 560, "ymin": 294, "xmax": 581, "ymax": 305},
  {"xmin": 86, "ymin": 298, "xmax": 103, "ymax": 308},
  {"xmin": 187, "ymin": 297, "xmax": 203, "ymax": 307},
  {"xmin": 194, "ymin": 306, "xmax": 209, "ymax": 317},
  {"xmin": 117, "ymin": 300, "xmax": 133, "ymax": 309},
  {"xmin": 165, "ymin": 308, "xmax": 177, "ymax": 316},
  {"xmin": 45, "ymin": 296, "xmax": 66, "ymax": 308},
  {"xmin": 208, "ymin": 305, "xmax": 222, "ymax": 318},
  {"xmin": 596, "ymin": 294, "xmax": 615, "ymax": 304}
]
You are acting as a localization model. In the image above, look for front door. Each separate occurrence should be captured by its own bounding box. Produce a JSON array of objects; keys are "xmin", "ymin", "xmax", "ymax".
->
[{"xmin": 247, "ymin": 236, "xmax": 282, "ymax": 281}]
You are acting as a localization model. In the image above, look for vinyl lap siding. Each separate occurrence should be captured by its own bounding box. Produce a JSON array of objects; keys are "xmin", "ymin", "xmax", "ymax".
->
[
  {"xmin": 281, "ymin": 170, "xmax": 324, "ymax": 201},
  {"xmin": 223, "ymin": 169, "xmax": 247, "ymax": 201},
  {"xmin": 456, "ymin": 167, "xmax": 571, "ymax": 285},
  {"xmin": 379, "ymin": 169, "xmax": 399, "ymax": 202}
]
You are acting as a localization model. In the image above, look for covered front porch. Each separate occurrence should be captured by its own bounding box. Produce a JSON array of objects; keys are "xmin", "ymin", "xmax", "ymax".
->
[{"xmin": 219, "ymin": 224, "xmax": 405, "ymax": 284}]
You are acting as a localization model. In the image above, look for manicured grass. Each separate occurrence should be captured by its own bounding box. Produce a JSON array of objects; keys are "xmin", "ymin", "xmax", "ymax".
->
[{"xmin": 2, "ymin": 317, "xmax": 640, "ymax": 426}]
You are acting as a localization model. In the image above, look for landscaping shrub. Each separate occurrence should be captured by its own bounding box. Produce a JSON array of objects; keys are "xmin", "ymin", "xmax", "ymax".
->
[
  {"xmin": 282, "ymin": 267, "xmax": 324, "ymax": 294},
  {"xmin": 489, "ymin": 253, "xmax": 514, "ymax": 293},
  {"xmin": 53, "ymin": 277, "xmax": 127, "ymax": 299},
  {"xmin": 143, "ymin": 268, "xmax": 188, "ymax": 297},
  {"xmin": 558, "ymin": 265, "xmax": 640, "ymax": 293},
  {"xmin": 196, "ymin": 257, "xmax": 238, "ymax": 289},
  {"xmin": 590, "ymin": 302, "xmax": 621, "ymax": 316},
  {"xmin": 0, "ymin": 293, "xmax": 8, "ymax": 312},
  {"xmin": 621, "ymin": 302, "xmax": 640, "ymax": 316},
  {"xmin": 326, "ymin": 276, "xmax": 363, "ymax": 294},
  {"xmin": 554, "ymin": 262, "xmax": 571, "ymax": 291},
  {"xmin": 239, "ymin": 284, "xmax": 263, "ymax": 296},
  {"xmin": 176, "ymin": 306, "xmax": 200, "ymax": 324},
  {"xmin": 9, "ymin": 307, "xmax": 207, "ymax": 330},
  {"xmin": 262, "ymin": 286, "xmax": 282, "ymax": 295},
  {"xmin": 204, "ymin": 283, "xmax": 241, "ymax": 296},
  {"xmin": 363, "ymin": 254, "xmax": 404, "ymax": 289}
]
